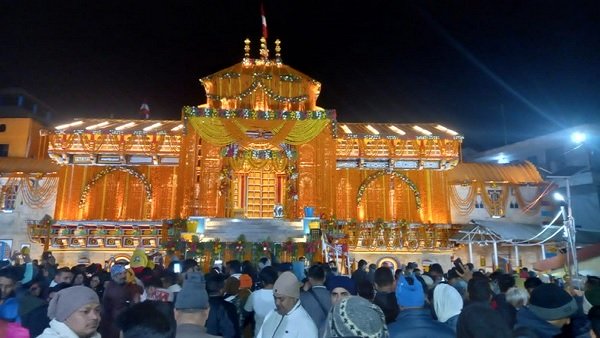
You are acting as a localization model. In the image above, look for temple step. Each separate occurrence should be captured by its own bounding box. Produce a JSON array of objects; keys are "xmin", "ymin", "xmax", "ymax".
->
[{"xmin": 204, "ymin": 218, "xmax": 304, "ymax": 242}]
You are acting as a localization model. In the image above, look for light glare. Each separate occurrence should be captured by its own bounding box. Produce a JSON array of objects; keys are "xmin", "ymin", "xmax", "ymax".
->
[{"xmin": 571, "ymin": 132, "xmax": 586, "ymax": 144}]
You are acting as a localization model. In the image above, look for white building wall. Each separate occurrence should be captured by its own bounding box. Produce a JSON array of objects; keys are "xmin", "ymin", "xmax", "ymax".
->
[{"xmin": 0, "ymin": 176, "xmax": 57, "ymax": 261}]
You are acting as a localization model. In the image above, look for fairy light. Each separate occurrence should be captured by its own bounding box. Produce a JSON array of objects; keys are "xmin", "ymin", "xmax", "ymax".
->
[
  {"xmin": 143, "ymin": 123, "xmax": 163, "ymax": 132},
  {"xmin": 388, "ymin": 125, "xmax": 406, "ymax": 135},
  {"xmin": 341, "ymin": 124, "xmax": 353, "ymax": 134},
  {"xmin": 55, "ymin": 120, "xmax": 84, "ymax": 130},
  {"xmin": 434, "ymin": 124, "xmax": 458, "ymax": 136},
  {"xmin": 366, "ymin": 125, "xmax": 380, "ymax": 135},
  {"xmin": 115, "ymin": 122, "xmax": 136, "ymax": 131},
  {"xmin": 413, "ymin": 125, "xmax": 432, "ymax": 136},
  {"xmin": 85, "ymin": 121, "xmax": 109, "ymax": 130}
]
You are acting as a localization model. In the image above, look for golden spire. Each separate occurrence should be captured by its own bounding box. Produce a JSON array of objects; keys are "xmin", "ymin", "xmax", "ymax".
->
[
  {"xmin": 275, "ymin": 39, "xmax": 281, "ymax": 63},
  {"xmin": 244, "ymin": 38, "xmax": 251, "ymax": 59},
  {"xmin": 259, "ymin": 37, "xmax": 269, "ymax": 60}
]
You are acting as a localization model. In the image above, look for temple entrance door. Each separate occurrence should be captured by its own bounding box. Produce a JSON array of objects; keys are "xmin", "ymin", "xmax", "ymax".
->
[{"xmin": 245, "ymin": 171, "xmax": 276, "ymax": 218}]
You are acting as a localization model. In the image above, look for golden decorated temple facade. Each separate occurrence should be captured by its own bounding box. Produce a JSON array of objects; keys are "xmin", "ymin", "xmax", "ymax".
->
[{"xmin": 23, "ymin": 38, "xmax": 553, "ymax": 269}]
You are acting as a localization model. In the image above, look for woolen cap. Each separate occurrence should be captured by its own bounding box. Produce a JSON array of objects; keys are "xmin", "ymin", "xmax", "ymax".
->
[
  {"xmin": 326, "ymin": 275, "xmax": 357, "ymax": 295},
  {"xmin": 325, "ymin": 296, "xmax": 389, "ymax": 338},
  {"xmin": 273, "ymin": 271, "xmax": 300, "ymax": 298},
  {"xmin": 48, "ymin": 286, "xmax": 99, "ymax": 322},
  {"xmin": 395, "ymin": 275, "xmax": 425, "ymax": 308},
  {"xmin": 528, "ymin": 283, "xmax": 577, "ymax": 320},
  {"xmin": 110, "ymin": 264, "xmax": 126, "ymax": 277},
  {"xmin": 175, "ymin": 272, "xmax": 209, "ymax": 309}
]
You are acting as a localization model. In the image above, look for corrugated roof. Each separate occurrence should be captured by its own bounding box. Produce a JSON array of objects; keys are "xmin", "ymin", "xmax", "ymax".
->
[
  {"xmin": 0, "ymin": 158, "xmax": 60, "ymax": 174},
  {"xmin": 338, "ymin": 123, "xmax": 462, "ymax": 140},
  {"xmin": 48, "ymin": 119, "xmax": 183, "ymax": 135},
  {"xmin": 446, "ymin": 161, "xmax": 543, "ymax": 184}
]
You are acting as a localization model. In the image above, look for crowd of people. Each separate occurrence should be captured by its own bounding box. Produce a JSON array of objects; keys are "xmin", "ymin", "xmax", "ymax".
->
[{"xmin": 0, "ymin": 251, "xmax": 599, "ymax": 338}]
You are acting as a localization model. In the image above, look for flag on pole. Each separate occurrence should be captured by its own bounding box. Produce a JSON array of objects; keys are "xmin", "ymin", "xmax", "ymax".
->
[
  {"xmin": 261, "ymin": 3, "xmax": 268, "ymax": 39},
  {"xmin": 140, "ymin": 101, "xmax": 150, "ymax": 119}
]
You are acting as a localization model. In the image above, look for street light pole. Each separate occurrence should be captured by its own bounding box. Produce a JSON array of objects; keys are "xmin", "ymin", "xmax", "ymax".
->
[
  {"xmin": 564, "ymin": 177, "xmax": 579, "ymax": 278},
  {"xmin": 550, "ymin": 176, "xmax": 579, "ymax": 279}
]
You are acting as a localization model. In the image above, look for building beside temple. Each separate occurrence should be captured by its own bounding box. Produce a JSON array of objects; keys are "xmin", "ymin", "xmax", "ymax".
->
[
  {"xmin": 12, "ymin": 39, "xmax": 564, "ymax": 272},
  {"xmin": 0, "ymin": 88, "xmax": 58, "ymax": 261}
]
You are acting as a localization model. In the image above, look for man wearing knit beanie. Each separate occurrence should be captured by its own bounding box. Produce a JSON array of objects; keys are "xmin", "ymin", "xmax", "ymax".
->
[
  {"xmin": 174, "ymin": 272, "xmax": 218, "ymax": 338},
  {"xmin": 38, "ymin": 286, "xmax": 101, "ymax": 338},
  {"xmin": 326, "ymin": 275, "xmax": 357, "ymax": 305},
  {"xmin": 515, "ymin": 283, "xmax": 578, "ymax": 337},
  {"xmin": 258, "ymin": 271, "xmax": 317, "ymax": 337},
  {"xmin": 100, "ymin": 264, "xmax": 141, "ymax": 338}
]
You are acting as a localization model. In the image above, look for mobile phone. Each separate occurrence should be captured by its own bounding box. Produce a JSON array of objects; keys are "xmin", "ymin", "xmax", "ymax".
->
[
  {"xmin": 173, "ymin": 262, "xmax": 182, "ymax": 273},
  {"xmin": 453, "ymin": 258, "xmax": 465, "ymax": 274}
]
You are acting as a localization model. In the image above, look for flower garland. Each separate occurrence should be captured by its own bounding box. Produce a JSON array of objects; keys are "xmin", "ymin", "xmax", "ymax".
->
[
  {"xmin": 449, "ymin": 183, "xmax": 477, "ymax": 216},
  {"xmin": 356, "ymin": 170, "xmax": 421, "ymax": 209},
  {"xmin": 221, "ymin": 147, "xmax": 293, "ymax": 160},
  {"xmin": 183, "ymin": 107, "xmax": 335, "ymax": 121},
  {"xmin": 18, "ymin": 175, "xmax": 59, "ymax": 209},
  {"xmin": 286, "ymin": 164, "xmax": 299, "ymax": 201},
  {"xmin": 78, "ymin": 166, "xmax": 152, "ymax": 209},
  {"xmin": 282, "ymin": 238, "xmax": 295, "ymax": 255}
]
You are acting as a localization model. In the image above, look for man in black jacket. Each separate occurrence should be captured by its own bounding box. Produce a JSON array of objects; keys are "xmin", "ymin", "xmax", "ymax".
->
[
  {"xmin": 373, "ymin": 267, "xmax": 399, "ymax": 324},
  {"xmin": 205, "ymin": 273, "xmax": 240, "ymax": 338}
]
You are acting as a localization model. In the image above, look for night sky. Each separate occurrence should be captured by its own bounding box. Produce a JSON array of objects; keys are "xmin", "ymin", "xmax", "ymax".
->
[{"xmin": 1, "ymin": 1, "xmax": 599, "ymax": 150}]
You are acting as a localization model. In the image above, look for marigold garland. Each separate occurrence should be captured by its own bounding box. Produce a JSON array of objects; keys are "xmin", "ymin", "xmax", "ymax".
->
[{"xmin": 356, "ymin": 170, "xmax": 421, "ymax": 209}]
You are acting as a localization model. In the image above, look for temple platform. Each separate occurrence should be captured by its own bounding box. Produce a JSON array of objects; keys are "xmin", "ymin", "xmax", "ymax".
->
[{"xmin": 203, "ymin": 218, "xmax": 305, "ymax": 242}]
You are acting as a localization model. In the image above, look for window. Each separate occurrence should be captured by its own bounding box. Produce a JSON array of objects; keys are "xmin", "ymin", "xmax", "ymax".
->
[
  {"xmin": 0, "ymin": 124, "xmax": 5, "ymax": 132},
  {"xmin": 0, "ymin": 144, "xmax": 8, "ymax": 157},
  {"xmin": 2, "ymin": 185, "xmax": 19, "ymax": 212}
]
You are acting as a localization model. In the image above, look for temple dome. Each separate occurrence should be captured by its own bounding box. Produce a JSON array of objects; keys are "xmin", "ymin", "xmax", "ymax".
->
[{"xmin": 200, "ymin": 38, "xmax": 321, "ymax": 112}]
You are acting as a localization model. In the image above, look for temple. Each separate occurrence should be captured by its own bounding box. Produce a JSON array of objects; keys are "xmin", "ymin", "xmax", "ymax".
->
[{"xmin": 18, "ymin": 38, "xmax": 556, "ymax": 271}]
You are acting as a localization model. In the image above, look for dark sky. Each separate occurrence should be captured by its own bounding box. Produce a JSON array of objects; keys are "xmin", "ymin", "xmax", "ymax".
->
[{"xmin": 1, "ymin": 1, "xmax": 599, "ymax": 150}]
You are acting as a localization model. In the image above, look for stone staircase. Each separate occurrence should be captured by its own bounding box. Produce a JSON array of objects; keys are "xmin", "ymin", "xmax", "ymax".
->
[{"xmin": 204, "ymin": 218, "xmax": 305, "ymax": 242}]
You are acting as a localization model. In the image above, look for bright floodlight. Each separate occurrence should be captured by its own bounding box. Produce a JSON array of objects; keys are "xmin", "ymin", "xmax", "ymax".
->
[
  {"xmin": 553, "ymin": 192, "xmax": 566, "ymax": 202},
  {"xmin": 571, "ymin": 131, "xmax": 586, "ymax": 144}
]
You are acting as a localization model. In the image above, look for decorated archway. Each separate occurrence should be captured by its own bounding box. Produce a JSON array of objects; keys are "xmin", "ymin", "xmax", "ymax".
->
[
  {"xmin": 78, "ymin": 167, "xmax": 153, "ymax": 209},
  {"xmin": 356, "ymin": 170, "xmax": 421, "ymax": 209}
]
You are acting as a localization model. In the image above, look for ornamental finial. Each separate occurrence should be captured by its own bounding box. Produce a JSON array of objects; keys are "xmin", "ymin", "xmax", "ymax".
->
[
  {"xmin": 259, "ymin": 37, "xmax": 269, "ymax": 60},
  {"xmin": 244, "ymin": 38, "xmax": 251, "ymax": 59},
  {"xmin": 275, "ymin": 39, "xmax": 281, "ymax": 62}
]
